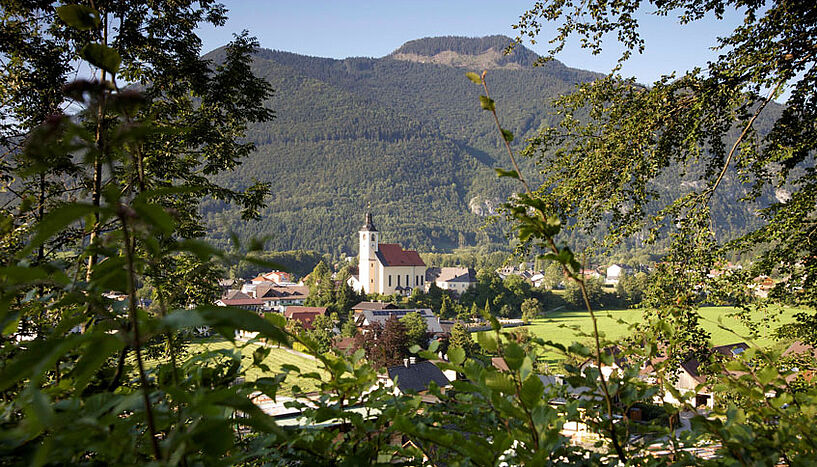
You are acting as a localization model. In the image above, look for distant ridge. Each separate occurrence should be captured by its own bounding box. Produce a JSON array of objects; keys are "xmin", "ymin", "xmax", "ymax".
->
[{"xmin": 389, "ymin": 35, "xmax": 540, "ymax": 69}]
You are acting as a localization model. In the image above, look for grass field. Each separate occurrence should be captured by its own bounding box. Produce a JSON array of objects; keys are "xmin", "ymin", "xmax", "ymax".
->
[
  {"xmin": 182, "ymin": 338, "xmax": 327, "ymax": 394},
  {"xmin": 495, "ymin": 305, "xmax": 799, "ymax": 364}
]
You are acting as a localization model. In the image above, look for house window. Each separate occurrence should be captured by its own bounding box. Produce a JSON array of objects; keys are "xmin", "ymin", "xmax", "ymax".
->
[
  {"xmin": 406, "ymin": 275, "xmax": 409, "ymax": 287},
  {"xmin": 389, "ymin": 275, "xmax": 392, "ymax": 287},
  {"xmin": 421, "ymin": 276, "xmax": 423, "ymax": 285},
  {"xmin": 397, "ymin": 275, "xmax": 400, "ymax": 287}
]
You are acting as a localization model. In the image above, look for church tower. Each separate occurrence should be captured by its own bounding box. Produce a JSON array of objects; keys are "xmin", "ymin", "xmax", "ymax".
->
[{"xmin": 358, "ymin": 212, "xmax": 378, "ymax": 294}]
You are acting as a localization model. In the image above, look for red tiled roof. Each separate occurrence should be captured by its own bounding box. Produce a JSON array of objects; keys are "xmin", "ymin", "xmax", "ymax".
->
[
  {"xmin": 286, "ymin": 308, "xmax": 326, "ymax": 329},
  {"xmin": 284, "ymin": 306, "xmax": 326, "ymax": 319},
  {"xmin": 377, "ymin": 243, "xmax": 425, "ymax": 267}
]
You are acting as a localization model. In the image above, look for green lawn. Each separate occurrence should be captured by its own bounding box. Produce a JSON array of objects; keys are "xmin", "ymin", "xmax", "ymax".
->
[
  {"xmin": 495, "ymin": 305, "xmax": 800, "ymax": 364},
  {"xmin": 182, "ymin": 338, "xmax": 327, "ymax": 394}
]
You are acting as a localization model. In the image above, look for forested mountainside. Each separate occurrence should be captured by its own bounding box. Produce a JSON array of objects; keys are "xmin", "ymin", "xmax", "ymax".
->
[{"xmin": 201, "ymin": 35, "xmax": 771, "ymax": 256}]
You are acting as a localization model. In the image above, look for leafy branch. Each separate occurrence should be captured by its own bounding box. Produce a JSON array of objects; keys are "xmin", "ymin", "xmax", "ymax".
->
[{"xmin": 467, "ymin": 70, "xmax": 627, "ymax": 462}]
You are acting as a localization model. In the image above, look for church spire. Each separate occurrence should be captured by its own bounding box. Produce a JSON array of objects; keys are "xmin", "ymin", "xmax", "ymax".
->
[{"xmin": 361, "ymin": 212, "xmax": 377, "ymax": 232}]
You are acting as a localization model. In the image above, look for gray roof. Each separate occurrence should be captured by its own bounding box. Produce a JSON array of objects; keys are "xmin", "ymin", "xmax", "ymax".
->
[
  {"xmin": 356, "ymin": 309, "xmax": 444, "ymax": 334},
  {"xmin": 387, "ymin": 361, "xmax": 450, "ymax": 393},
  {"xmin": 426, "ymin": 267, "xmax": 476, "ymax": 283},
  {"xmin": 681, "ymin": 342, "xmax": 749, "ymax": 382}
]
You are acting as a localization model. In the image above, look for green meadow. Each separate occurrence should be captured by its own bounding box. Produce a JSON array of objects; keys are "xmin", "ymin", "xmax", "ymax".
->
[{"xmin": 494, "ymin": 305, "xmax": 800, "ymax": 365}]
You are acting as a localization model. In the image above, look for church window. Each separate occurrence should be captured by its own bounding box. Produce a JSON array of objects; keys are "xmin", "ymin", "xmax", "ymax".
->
[
  {"xmin": 397, "ymin": 275, "xmax": 401, "ymax": 287},
  {"xmin": 406, "ymin": 275, "xmax": 409, "ymax": 287},
  {"xmin": 389, "ymin": 275, "xmax": 392, "ymax": 287},
  {"xmin": 362, "ymin": 234, "xmax": 366, "ymax": 240},
  {"xmin": 421, "ymin": 276, "xmax": 424, "ymax": 285}
]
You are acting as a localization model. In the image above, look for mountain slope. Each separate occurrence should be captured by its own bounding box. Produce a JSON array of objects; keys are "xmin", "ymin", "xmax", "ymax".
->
[{"xmin": 202, "ymin": 35, "xmax": 770, "ymax": 256}]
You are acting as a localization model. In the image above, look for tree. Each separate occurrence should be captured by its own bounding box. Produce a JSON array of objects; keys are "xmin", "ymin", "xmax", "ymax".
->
[
  {"xmin": 542, "ymin": 261, "xmax": 564, "ymax": 289},
  {"xmin": 305, "ymin": 260, "xmax": 335, "ymax": 307},
  {"xmin": 306, "ymin": 314, "xmax": 336, "ymax": 354},
  {"xmin": 439, "ymin": 294, "xmax": 454, "ymax": 319},
  {"xmin": 521, "ymin": 297, "xmax": 543, "ymax": 323},
  {"xmin": 616, "ymin": 272, "xmax": 648, "ymax": 306},
  {"xmin": 334, "ymin": 266, "xmax": 364, "ymax": 313},
  {"xmin": 564, "ymin": 277, "xmax": 608, "ymax": 309},
  {"xmin": 511, "ymin": 0, "xmax": 817, "ymax": 344},
  {"xmin": 356, "ymin": 316, "xmax": 410, "ymax": 369},
  {"xmin": 341, "ymin": 311, "xmax": 359, "ymax": 338},
  {"xmin": 448, "ymin": 322, "xmax": 477, "ymax": 358},
  {"xmin": 399, "ymin": 312, "xmax": 429, "ymax": 349}
]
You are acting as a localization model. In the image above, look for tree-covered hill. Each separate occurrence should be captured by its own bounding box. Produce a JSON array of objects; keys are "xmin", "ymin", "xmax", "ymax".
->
[{"xmin": 202, "ymin": 35, "xmax": 772, "ymax": 256}]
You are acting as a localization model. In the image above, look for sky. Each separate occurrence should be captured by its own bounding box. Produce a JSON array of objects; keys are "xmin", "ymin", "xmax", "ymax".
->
[{"xmin": 196, "ymin": 0, "xmax": 747, "ymax": 85}]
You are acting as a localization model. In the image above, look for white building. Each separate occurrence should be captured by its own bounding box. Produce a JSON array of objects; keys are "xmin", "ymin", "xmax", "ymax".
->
[
  {"xmin": 426, "ymin": 267, "xmax": 477, "ymax": 295},
  {"xmin": 355, "ymin": 213, "xmax": 427, "ymax": 296},
  {"xmin": 605, "ymin": 264, "xmax": 632, "ymax": 285}
]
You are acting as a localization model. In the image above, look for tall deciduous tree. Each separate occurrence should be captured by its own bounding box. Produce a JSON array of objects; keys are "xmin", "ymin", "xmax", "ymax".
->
[{"xmin": 511, "ymin": 0, "xmax": 817, "ymax": 348}]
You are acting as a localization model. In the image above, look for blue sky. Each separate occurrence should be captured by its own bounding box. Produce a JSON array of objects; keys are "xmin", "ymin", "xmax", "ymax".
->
[{"xmin": 196, "ymin": 0, "xmax": 745, "ymax": 85}]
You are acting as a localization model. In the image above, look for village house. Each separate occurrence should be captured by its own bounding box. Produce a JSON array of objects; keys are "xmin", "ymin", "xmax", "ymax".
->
[
  {"xmin": 381, "ymin": 358, "xmax": 452, "ymax": 402},
  {"xmin": 605, "ymin": 264, "xmax": 633, "ymax": 285},
  {"xmin": 251, "ymin": 284, "xmax": 310, "ymax": 312},
  {"xmin": 250, "ymin": 270, "xmax": 294, "ymax": 285},
  {"xmin": 283, "ymin": 306, "xmax": 326, "ymax": 330},
  {"xmin": 637, "ymin": 342, "xmax": 750, "ymax": 409},
  {"xmin": 425, "ymin": 267, "xmax": 477, "ymax": 295},
  {"xmin": 216, "ymin": 290, "xmax": 264, "ymax": 312},
  {"xmin": 351, "ymin": 213, "xmax": 427, "ymax": 296},
  {"xmin": 354, "ymin": 308, "xmax": 445, "ymax": 337}
]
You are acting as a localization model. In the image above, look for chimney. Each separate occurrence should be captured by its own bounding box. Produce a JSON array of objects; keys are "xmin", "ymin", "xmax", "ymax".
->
[
  {"xmin": 409, "ymin": 356, "xmax": 416, "ymax": 365},
  {"xmin": 403, "ymin": 358, "xmax": 410, "ymax": 367}
]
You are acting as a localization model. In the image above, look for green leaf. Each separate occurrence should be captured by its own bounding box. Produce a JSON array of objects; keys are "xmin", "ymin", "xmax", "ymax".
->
[
  {"xmin": 163, "ymin": 306, "xmax": 290, "ymax": 345},
  {"xmin": 81, "ymin": 43, "xmax": 121, "ymax": 74},
  {"xmin": 520, "ymin": 374, "xmax": 545, "ymax": 407},
  {"xmin": 56, "ymin": 5, "xmax": 100, "ymax": 31},
  {"xmin": 409, "ymin": 344, "xmax": 421, "ymax": 354},
  {"xmin": 479, "ymin": 95, "xmax": 495, "ymax": 111},
  {"xmin": 495, "ymin": 168, "xmax": 520, "ymax": 180},
  {"xmin": 485, "ymin": 371, "xmax": 515, "ymax": 394},
  {"xmin": 132, "ymin": 201, "xmax": 175, "ymax": 234},
  {"xmin": 265, "ymin": 312, "xmax": 287, "ymax": 329},
  {"xmin": 71, "ymin": 334, "xmax": 123, "ymax": 392},
  {"xmin": 175, "ymin": 239, "xmax": 222, "ymax": 261},
  {"xmin": 503, "ymin": 342, "xmax": 525, "ymax": 371},
  {"xmin": 477, "ymin": 332, "xmax": 498, "ymax": 353},
  {"xmin": 448, "ymin": 346, "xmax": 465, "ymax": 365},
  {"xmin": 757, "ymin": 365, "xmax": 778, "ymax": 385},
  {"xmin": 465, "ymin": 72, "xmax": 482, "ymax": 84},
  {"xmin": 20, "ymin": 203, "xmax": 100, "ymax": 258},
  {"xmin": 500, "ymin": 128, "xmax": 514, "ymax": 142}
]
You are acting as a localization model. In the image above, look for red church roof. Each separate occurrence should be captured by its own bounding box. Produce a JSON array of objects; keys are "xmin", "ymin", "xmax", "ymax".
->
[{"xmin": 377, "ymin": 243, "xmax": 425, "ymax": 267}]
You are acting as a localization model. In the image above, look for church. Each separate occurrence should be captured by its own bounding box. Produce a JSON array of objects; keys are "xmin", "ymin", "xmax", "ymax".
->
[{"xmin": 351, "ymin": 213, "xmax": 427, "ymax": 296}]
